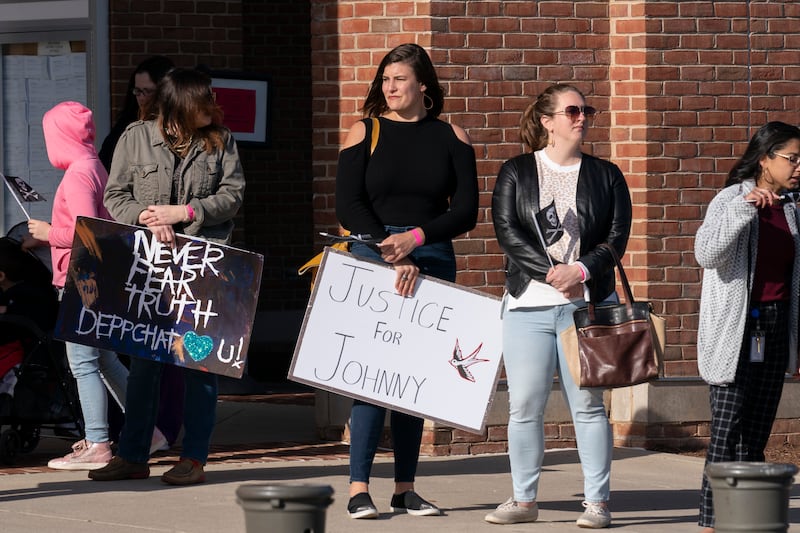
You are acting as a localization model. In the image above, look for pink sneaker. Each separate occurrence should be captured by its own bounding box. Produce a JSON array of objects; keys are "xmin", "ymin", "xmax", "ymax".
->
[{"xmin": 48, "ymin": 440, "xmax": 112, "ymax": 470}]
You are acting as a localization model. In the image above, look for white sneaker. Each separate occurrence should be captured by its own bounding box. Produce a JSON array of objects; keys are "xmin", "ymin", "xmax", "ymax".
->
[
  {"xmin": 484, "ymin": 497, "xmax": 539, "ymax": 524},
  {"xmin": 47, "ymin": 440, "xmax": 112, "ymax": 470},
  {"xmin": 576, "ymin": 501, "xmax": 611, "ymax": 529}
]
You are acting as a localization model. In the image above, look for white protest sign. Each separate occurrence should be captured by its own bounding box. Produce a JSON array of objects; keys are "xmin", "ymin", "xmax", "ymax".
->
[{"xmin": 289, "ymin": 248, "xmax": 503, "ymax": 433}]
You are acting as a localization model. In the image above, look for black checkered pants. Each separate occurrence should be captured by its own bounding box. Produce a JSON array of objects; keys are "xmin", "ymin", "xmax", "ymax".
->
[{"xmin": 698, "ymin": 301, "xmax": 790, "ymax": 527}]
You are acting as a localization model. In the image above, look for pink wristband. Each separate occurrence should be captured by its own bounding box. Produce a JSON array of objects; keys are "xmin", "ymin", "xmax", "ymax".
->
[
  {"xmin": 577, "ymin": 263, "xmax": 587, "ymax": 282},
  {"xmin": 411, "ymin": 228, "xmax": 423, "ymax": 246},
  {"xmin": 185, "ymin": 204, "xmax": 195, "ymax": 222}
]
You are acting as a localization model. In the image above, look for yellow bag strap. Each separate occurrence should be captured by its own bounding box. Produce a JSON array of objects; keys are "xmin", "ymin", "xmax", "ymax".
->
[
  {"xmin": 299, "ymin": 119, "xmax": 376, "ymax": 282},
  {"xmin": 298, "ymin": 230, "xmax": 352, "ymax": 277},
  {"xmin": 298, "ymin": 252, "xmax": 323, "ymax": 276},
  {"xmin": 370, "ymin": 117, "xmax": 380, "ymax": 155}
]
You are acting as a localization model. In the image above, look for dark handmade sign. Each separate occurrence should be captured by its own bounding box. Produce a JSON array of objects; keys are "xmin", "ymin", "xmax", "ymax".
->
[{"xmin": 54, "ymin": 217, "xmax": 263, "ymax": 378}]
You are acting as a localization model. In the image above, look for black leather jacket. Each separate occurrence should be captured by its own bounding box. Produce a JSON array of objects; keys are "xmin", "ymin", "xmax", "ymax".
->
[{"xmin": 492, "ymin": 152, "xmax": 632, "ymax": 302}]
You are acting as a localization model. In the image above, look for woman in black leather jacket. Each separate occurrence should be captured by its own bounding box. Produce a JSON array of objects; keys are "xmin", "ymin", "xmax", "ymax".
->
[{"xmin": 485, "ymin": 84, "xmax": 631, "ymax": 529}]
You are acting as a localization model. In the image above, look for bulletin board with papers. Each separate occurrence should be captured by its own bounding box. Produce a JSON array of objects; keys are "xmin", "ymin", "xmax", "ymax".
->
[{"xmin": 1, "ymin": 40, "xmax": 89, "ymax": 232}]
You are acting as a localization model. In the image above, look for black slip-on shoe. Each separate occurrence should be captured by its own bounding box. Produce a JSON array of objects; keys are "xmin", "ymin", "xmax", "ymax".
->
[
  {"xmin": 348, "ymin": 492, "xmax": 378, "ymax": 519},
  {"xmin": 389, "ymin": 490, "xmax": 441, "ymax": 516}
]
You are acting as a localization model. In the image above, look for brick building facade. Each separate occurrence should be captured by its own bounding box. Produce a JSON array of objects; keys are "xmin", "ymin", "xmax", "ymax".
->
[{"xmin": 106, "ymin": 0, "xmax": 800, "ymax": 454}]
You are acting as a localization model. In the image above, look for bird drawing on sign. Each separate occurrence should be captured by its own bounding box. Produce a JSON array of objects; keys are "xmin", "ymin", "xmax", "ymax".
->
[{"xmin": 449, "ymin": 339, "xmax": 489, "ymax": 382}]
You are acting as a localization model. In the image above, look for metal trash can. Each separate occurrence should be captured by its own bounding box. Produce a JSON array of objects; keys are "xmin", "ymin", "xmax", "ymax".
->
[
  {"xmin": 706, "ymin": 461, "xmax": 798, "ymax": 533},
  {"xmin": 236, "ymin": 483, "xmax": 334, "ymax": 533}
]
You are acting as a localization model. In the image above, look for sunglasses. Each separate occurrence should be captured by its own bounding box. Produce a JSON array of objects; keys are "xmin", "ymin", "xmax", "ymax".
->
[{"xmin": 552, "ymin": 105, "xmax": 597, "ymax": 120}]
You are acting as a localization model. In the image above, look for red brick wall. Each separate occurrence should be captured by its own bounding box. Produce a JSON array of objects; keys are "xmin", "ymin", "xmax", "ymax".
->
[
  {"xmin": 310, "ymin": 0, "xmax": 800, "ymax": 380},
  {"xmin": 613, "ymin": 0, "xmax": 800, "ymax": 375},
  {"xmin": 107, "ymin": 0, "xmax": 244, "ymax": 111}
]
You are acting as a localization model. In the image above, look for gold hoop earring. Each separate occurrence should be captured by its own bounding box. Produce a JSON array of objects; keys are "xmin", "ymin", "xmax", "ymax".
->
[{"xmin": 423, "ymin": 93, "xmax": 434, "ymax": 111}]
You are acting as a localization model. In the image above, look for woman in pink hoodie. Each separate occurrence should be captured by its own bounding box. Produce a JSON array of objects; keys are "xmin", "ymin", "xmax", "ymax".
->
[{"xmin": 27, "ymin": 101, "xmax": 129, "ymax": 470}]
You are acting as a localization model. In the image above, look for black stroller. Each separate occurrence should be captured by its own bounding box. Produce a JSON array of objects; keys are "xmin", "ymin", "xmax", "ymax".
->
[
  {"xmin": 0, "ymin": 230, "xmax": 83, "ymax": 464},
  {"xmin": 0, "ymin": 315, "xmax": 83, "ymax": 463}
]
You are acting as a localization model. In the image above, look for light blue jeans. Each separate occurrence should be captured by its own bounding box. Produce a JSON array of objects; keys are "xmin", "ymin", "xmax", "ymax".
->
[
  {"xmin": 65, "ymin": 341, "xmax": 128, "ymax": 443},
  {"xmin": 502, "ymin": 299, "xmax": 612, "ymax": 504}
]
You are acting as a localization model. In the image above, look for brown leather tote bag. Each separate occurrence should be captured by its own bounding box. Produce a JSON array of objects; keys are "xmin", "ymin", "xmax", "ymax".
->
[{"xmin": 568, "ymin": 244, "xmax": 663, "ymax": 388}]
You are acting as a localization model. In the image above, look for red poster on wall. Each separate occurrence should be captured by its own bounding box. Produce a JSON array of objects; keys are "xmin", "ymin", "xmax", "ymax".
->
[
  {"xmin": 214, "ymin": 87, "xmax": 256, "ymax": 133},
  {"xmin": 211, "ymin": 75, "xmax": 270, "ymax": 146}
]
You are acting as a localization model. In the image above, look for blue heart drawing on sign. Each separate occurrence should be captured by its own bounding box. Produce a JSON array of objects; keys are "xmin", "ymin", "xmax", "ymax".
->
[{"xmin": 184, "ymin": 331, "xmax": 213, "ymax": 362}]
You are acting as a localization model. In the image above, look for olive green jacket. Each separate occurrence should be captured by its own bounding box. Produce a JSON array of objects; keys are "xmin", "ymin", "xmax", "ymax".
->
[{"xmin": 104, "ymin": 120, "xmax": 245, "ymax": 244}]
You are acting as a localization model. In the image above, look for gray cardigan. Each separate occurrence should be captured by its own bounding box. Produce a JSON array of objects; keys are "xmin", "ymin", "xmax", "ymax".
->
[{"xmin": 695, "ymin": 180, "xmax": 800, "ymax": 385}]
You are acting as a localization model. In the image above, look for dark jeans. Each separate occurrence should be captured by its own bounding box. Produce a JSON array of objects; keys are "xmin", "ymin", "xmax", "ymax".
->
[
  {"xmin": 118, "ymin": 357, "xmax": 217, "ymax": 464},
  {"xmin": 156, "ymin": 365, "xmax": 186, "ymax": 444},
  {"xmin": 348, "ymin": 225, "xmax": 455, "ymax": 483},
  {"xmin": 108, "ymin": 361, "xmax": 185, "ymax": 445}
]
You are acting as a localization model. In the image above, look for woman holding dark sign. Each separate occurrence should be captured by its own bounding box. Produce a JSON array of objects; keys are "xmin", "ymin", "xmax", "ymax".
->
[
  {"xmin": 98, "ymin": 55, "xmax": 181, "ymax": 455},
  {"xmin": 488, "ymin": 84, "xmax": 631, "ymax": 528},
  {"xmin": 26, "ymin": 101, "xmax": 130, "ymax": 471},
  {"xmin": 695, "ymin": 121, "xmax": 800, "ymax": 532},
  {"xmin": 335, "ymin": 43, "xmax": 478, "ymax": 519},
  {"xmin": 89, "ymin": 67, "xmax": 245, "ymax": 485}
]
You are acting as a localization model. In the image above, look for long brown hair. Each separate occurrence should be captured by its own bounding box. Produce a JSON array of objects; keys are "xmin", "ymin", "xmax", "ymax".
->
[
  {"xmin": 520, "ymin": 84, "xmax": 584, "ymax": 151},
  {"xmin": 156, "ymin": 68, "xmax": 225, "ymax": 156},
  {"xmin": 362, "ymin": 43, "xmax": 444, "ymax": 119}
]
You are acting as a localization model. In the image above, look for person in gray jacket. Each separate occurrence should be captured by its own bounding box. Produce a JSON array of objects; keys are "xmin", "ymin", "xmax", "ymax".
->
[
  {"xmin": 694, "ymin": 121, "xmax": 800, "ymax": 532},
  {"xmin": 90, "ymin": 67, "xmax": 245, "ymax": 485}
]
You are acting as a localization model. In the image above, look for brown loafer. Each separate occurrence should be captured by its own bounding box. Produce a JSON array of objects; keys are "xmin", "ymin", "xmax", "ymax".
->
[
  {"xmin": 161, "ymin": 458, "xmax": 206, "ymax": 485},
  {"xmin": 88, "ymin": 456, "xmax": 150, "ymax": 481}
]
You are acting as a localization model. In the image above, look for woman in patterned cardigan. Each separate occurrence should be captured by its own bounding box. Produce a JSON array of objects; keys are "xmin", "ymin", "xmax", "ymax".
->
[{"xmin": 694, "ymin": 121, "xmax": 800, "ymax": 532}]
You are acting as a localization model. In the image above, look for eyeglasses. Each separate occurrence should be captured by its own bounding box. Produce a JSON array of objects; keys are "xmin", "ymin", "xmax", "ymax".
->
[
  {"xmin": 773, "ymin": 152, "xmax": 800, "ymax": 167},
  {"xmin": 551, "ymin": 105, "xmax": 597, "ymax": 121},
  {"xmin": 132, "ymin": 87, "xmax": 155, "ymax": 97}
]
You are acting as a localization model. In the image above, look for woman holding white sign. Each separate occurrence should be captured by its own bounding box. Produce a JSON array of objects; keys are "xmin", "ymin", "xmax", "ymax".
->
[
  {"xmin": 90, "ymin": 67, "xmax": 245, "ymax": 485},
  {"xmin": 488, "ymin": 84, "xmax": 631, "ymax": 528},
  {"xmin": 335, "ymin": 43, "xmax": 478, "ymax": 519}
]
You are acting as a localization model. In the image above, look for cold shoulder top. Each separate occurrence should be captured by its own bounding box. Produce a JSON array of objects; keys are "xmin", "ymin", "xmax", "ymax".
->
[{"xmin": 335, "ymin": 115, "xmax": 478, "ymax": 244}]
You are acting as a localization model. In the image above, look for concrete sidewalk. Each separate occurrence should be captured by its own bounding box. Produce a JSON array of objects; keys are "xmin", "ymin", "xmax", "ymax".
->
[{"xmin": 0, "ymin": 400, "xmax": 797, "ymax": 532}]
